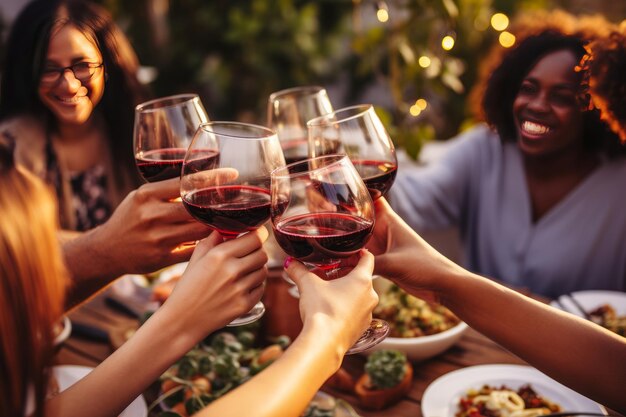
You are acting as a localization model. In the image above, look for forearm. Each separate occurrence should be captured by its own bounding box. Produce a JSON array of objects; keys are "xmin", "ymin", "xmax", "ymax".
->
[
  {"xmin": 45, "ymin": 302, "xmax": 198, "ymax": 417},
  {"xmin": 61, "ymin": 226, "xmax": 124, "ymax": 309},
  {"xmin": 199, "ymin": 316, "xmax": 344, "ymax": 417},
  {"xmin": 438, "ymin": 272, "xmax": 626, "ymax": 413}
]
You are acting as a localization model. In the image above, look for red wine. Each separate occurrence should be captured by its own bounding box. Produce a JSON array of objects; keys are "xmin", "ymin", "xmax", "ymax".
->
[
  {"xmin": 182, "ymin": 185, "xmax": 271, "ymax": 238},
  {"xmin": 273, "ymin": 212, "xmax": 374, "ymax": 269},
  {"xmin": 136, "ymin": 148, "xmax": 220, "ymax": 182},
  {"xmin": 352, "ymin": 160, "xmax": 397, "ymax": 200},
  {"xmin": 281, "ymin": 138, "xmax": 309, "ymax": 167},
  {"xmin": 136, "ymin": 148, "xmax": 187, "ymax": 182}
]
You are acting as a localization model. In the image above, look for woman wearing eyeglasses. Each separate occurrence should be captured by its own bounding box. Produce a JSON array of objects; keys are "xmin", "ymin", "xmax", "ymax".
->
[
  {"xmin": 0, "ymin": 0, "xmax": 146, "ymax": 231},
  {"xmin": 0, "ymin": 1, "xmax": 215, "ymax": 307}
]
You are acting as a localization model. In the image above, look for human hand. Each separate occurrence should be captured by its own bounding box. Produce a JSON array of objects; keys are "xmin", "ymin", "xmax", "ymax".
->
[
  {"xmin": 366, "ymin": 198, "xmax": 464, "ymax": 301},
  {"xmin": 285, "ymin": 251, "xmax": 378, "ymax": 355},
  {"xmin": 93, "ymin": 178, "xmax": 213, "ymax": 275},
  {"xmin": 164, "ymin": 226, "xmax": 269, "ymax": 340}
]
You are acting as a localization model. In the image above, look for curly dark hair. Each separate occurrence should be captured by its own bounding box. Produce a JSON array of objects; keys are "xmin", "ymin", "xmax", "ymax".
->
[
  {"xmin": 0, "ymin": 0, "xmax": 148, "ymax": 189},
  {"xmin": 584, "ymin": 27, "xmax": 626, "ymax": 142}
]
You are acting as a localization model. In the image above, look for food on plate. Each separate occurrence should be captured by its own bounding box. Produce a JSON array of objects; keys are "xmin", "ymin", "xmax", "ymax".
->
[
  {"xmin": 589, "ymin": 304, "xmax": 626, "ymax": 336},
  {"xmin": 354, "ymin": 350, "xmax": 413, "ymax": 410},
  {"xmin": 456, "ymin": 384, "xmax": 561, "ymax": 417},
  {"xmin": 374, "ymin": 284, "xmax": 460, "ymax": 337},
  {"xmin": 158, "ymin": 330, "xmax": 290, "ymax": 417},
  {"xmin": 301, "ymin": 391, "xmax": 362, "ymax": 417}
]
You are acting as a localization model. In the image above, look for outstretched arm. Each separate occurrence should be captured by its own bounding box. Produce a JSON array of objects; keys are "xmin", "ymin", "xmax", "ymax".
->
[
  {"xmin": 61, "ymin": 178, "xmax": 212, "ymax": 308},
  {"xmin": 196, "ymin": 251, "xmax": 378, "ymax": 417},
  {"xmin": 45, "ymin": 228, "xmax": 269, "ymax": 417},
  {"xmin": 368, "ymin": 198, "xmax": 626, "ymax": 413}
]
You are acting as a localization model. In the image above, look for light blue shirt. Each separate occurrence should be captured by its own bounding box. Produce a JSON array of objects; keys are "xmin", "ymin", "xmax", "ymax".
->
[{"xmin": 390, "ymin": 124, "xmax": 626, "ymax": 298}]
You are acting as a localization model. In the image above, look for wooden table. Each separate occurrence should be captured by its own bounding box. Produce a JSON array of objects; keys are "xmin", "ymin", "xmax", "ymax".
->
[{"xmin": 55, "ymin": 270, "xmax": 531, "ymax": 417}]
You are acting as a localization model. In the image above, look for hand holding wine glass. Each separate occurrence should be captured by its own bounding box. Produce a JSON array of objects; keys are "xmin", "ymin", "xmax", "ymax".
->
[
  {"xmin": 270, "ymin": 154, "xmax": 389, "ymax": 353},
  {"xmin": 308, "ymin": 104, "xmax": 398, "ymax": 200},
  {"xmin": 181, "ymin": 121, "xmax": 285, "ymax": 325},
  {"xmin": 134, "ymin": 94, "xmax": 209, "ymax": 182},
  {"xmin": 267, "ymin": 86, "xmax": 333, "ymax": 166}
]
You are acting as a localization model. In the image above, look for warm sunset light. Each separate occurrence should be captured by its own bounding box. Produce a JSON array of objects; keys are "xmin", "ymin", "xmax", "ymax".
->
[
  {"xmin": 499, "ymin": 31, "xmax": 516, "ymax": 48},
  {"xmin": 491, "ymin": 13, "xmax": 509, "ymax": 31},
  {"xmin": 442, "ymin": 35, "xmax": 455, "ymax": 51},
  {"xmin": 418, "ymin": 55, "xmax": 431, "ymax": 68}
]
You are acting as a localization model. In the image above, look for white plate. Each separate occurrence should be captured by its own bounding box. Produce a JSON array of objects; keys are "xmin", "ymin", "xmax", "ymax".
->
[
  {"xmin": 421, "ymin": 364, "xmax": 603, "ymax": 417},
  {"xmin": 551, "ymin": 290, "xmax": 626, "ymax": 318},
  {"xmin": 53, "ymin": 365, "xmax": 148, "ymax": 417}
]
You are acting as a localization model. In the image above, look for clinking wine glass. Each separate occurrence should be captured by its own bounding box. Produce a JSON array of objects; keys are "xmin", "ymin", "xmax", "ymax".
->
[
  {"xmin": 134, "ymin": 93, "xmax": 209, "ymax": 183},
  {"xmin": 307, "ymin": 104, "xmax": 398, "ymax": 201},
  {"xmin": 270, "ymin": 154, "xmax": 389, "ymax": 354},
  {"xmin": 181, "ymin": 122, "xmax": 286, "ymax": 326},
  {"xmin": 267, "ymin": 86, "xmax": 334, "ymax": 167}
]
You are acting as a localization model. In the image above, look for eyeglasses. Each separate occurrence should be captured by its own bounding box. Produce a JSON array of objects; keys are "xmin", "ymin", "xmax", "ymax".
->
[{"xmin": 40, "ymin": 62, "xmax": 104, "ymax": 85}]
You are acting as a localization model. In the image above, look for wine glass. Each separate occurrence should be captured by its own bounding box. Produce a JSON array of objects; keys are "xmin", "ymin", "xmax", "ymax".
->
[
  {"xmin": 267, "ymin": 86, "xmax": 333, "ymax": 167},
  {"xmin": 180, "ymin": 122, "xmax": 285, "ymax": 326},
  {"xmin": 307, "ymin": 104, "xmax": 398, "ymax": 200},
  {"xmin": 270, "ymin": 154, "xmax": 389, "ymax": 354},
  {"xmin": 134, "ymin": 94, "xmax": 209, "ymax": 182}
]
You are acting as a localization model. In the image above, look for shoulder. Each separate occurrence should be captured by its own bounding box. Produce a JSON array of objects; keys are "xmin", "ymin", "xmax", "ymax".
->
[{"xmin": 0, "ymin": 115, "xmax": 48, "ymax": 176}]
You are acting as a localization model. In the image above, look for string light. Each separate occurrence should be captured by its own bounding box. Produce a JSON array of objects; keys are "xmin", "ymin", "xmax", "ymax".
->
[
  {"xmin": 442, "ymin": 35, "xmax": 455, "ymax": 51},
  {"xmin": 410, "ymin": 105, "xmax": 422, "ymax": 117},
  {"xmin": 490, "ymin": 13, "xmax": 509, "ymax": 31},
  {"xmin": 499, "ymin": 31, "xmax": 516, "ymax": 48},
  {"xmin": 375, "ymin": 2, "xmax": 389, "ymax": 23},
  {"xmin": 415, "ymin": 98, "xmax": 428, "ymax": 110},
  {"xmin": 418, "ymin": 55, "xmax": 431, "ymax": 68}
]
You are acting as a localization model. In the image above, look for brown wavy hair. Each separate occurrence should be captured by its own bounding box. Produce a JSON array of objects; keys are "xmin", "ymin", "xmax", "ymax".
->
[{"xmin": 0, "ymin": 139, "xmax": 67, "ymax": 417}]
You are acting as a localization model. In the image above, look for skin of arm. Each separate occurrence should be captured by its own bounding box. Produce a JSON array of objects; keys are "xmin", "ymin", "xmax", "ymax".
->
[
  {"xmin": 196, "ymin": 251, "xmax": 378, "ymax": 417},
  {"xmin": 367, "ymin": 198, "xmax": 626, "ymax": 413},
  {"xmin": 61, "ymin": 178, "xmax": 213, "ymax": 308},
  {"xmin": 44, "ymin": 227, "xmax": 269, "ymax": 417}
]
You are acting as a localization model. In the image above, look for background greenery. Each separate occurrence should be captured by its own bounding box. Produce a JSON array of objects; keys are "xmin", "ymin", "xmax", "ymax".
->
[{"xmin": 1, "ymin": 0, "xmax": 624, "ymax": 158}]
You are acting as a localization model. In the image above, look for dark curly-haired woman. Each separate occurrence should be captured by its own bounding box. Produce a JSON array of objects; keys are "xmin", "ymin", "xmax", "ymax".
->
[{"xmin": 390, "ymin": 11, "xmax": 626, "ymax": 298}]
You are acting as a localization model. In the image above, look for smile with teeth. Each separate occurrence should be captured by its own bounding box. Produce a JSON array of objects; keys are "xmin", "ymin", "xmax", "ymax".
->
[
  {"xmin": 521, "ymin": 120, "xmax": 550, "ymax": 135},
  {"xmin": 56, "ymin": 96, "xmax": 84, "ymax": 104}
]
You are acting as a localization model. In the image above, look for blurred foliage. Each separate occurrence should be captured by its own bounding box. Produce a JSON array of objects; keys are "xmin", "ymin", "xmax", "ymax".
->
[{"xmin": 1, "ymin": 0, "xmax": 624, "ymax": 159}]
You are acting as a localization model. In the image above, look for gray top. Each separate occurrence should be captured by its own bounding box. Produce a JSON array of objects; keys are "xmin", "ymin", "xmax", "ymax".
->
[{"xmin": 390, "ymin": 124, "xmax": 626, "ymax": 298}]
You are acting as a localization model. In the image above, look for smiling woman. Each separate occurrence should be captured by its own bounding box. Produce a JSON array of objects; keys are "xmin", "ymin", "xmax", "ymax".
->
[
  {"xmin": 388, "ymin": 10, "xmax": 626, "ymax": 298},
  {"xmin": 0, "ymin": 0, "xmax": 148, "ymax": 231}
]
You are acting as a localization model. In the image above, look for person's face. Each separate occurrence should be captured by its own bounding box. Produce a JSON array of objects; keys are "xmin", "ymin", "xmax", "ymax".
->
[
  {"xmin": 38, "ymin": 24, "xmax": 105, "ymax": 127},
  {"xmin": 512, "ymin": 49, "xmax": 584, "ymax": 158}
]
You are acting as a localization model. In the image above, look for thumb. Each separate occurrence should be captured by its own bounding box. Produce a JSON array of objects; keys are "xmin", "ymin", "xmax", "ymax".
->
[{"xmin": 284, "ymin": 258, "xmax": 315, "ymax": 291}]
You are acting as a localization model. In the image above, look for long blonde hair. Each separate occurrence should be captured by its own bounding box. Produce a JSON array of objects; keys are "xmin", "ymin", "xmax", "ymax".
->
[{"xmin": 0, "ymin": 141, "xmax": 67, "ymax": 417}]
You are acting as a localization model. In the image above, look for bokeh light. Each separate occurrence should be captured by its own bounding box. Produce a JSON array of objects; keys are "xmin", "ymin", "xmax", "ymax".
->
[
  {"xmin": 441, "ymin": 35, "xmax": 455, "ymax": 51},
  {"xmin": 418, "ymin": 55, "xmax": 431, "ymax": 68},
  {"xmin": 491, "ymin": 13, "xmax": 509, "ymax": 31},
  {"xmin": 410, "ymin": 105, "xmax": 422, "ymax": 116},
  {"xmin": 415, "ymin": 98, "xmax": 428, "ymax": 110},
  {"xmin": 377, "ymin": 9, "xmax": 389, "ymax": 22},
  {"xmin": 499, "ymin": 31, "xmax": 516, "ymax": 48}
]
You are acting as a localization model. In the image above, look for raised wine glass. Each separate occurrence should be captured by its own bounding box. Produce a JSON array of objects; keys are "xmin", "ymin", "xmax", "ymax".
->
[
  {"xmin": 307, "ymin": 104, "xmax": 398, "ymax": 201},
  {"xmin": 267, "ymin": 86, "xmax": 333, "ymax": 167},
  {"xmin": 181, "ymin": 122, "xmax": 285, "ymax": 326},
  {"xmin": 270, "ymin": 154, "xmax": 389, "ymax": 354},
  {"xmin": 134, "ymin": 94, "xmax": 209, "ymax": 182}
]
